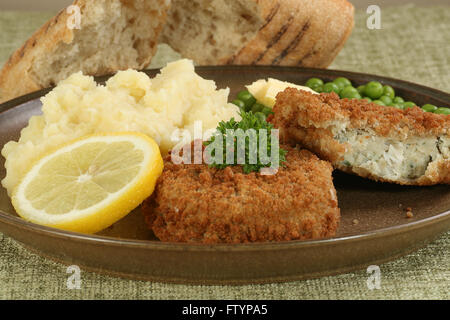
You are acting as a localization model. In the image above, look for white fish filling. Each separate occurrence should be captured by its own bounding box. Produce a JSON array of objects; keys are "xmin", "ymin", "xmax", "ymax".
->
[{"xmin": 333, "ymin": 128, "xmax": 450, "ymax": 181}]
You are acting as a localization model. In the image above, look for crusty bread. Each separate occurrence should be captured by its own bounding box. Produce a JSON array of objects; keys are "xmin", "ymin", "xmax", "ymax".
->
[
  {"xmin": 0, "ymin": 0, "xmax": 170, "ymax": 103},
  {"xmin": 0, "ymin": 0, "xmax": 354, "ymax": 103},
  {"xmin": 161, "ymin": 0, "xmax": 354, "ymax": 67}
]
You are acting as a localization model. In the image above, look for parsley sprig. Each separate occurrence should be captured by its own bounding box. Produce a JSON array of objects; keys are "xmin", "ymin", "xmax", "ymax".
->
[{"xmin": 204, "ymin": 111, "xmax": 287, "ymax": 173}]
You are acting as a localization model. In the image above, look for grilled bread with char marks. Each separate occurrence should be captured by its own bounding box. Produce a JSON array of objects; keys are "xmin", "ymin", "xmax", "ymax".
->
[
  {"xmin": 161, "ymin": 0, "xmax": 354, "ymax": 67},
  {"xmin": 0, "ymin": 0, "xmax": 354, "ymax": 103}
]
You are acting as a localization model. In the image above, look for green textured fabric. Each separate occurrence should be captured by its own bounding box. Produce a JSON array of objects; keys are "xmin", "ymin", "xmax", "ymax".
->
[{"xmin": 0, "ymin": 5, "xmax": 449, "ymax": 300}]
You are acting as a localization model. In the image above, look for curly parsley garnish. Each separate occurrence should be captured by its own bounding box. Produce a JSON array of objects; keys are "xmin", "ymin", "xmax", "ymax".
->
[{"xmin": 203, "ymin": 111, "xmax": 287, "ymax": 174}]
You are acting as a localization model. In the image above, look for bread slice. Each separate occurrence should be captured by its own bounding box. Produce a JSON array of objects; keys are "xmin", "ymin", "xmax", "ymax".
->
[
  {"xmin": 0, "ymin": 0, "xmax": 170, "ymax": 103},
  {"xmin": 161, "ymin": 0, "xmax": 354, "ymax": 66}
]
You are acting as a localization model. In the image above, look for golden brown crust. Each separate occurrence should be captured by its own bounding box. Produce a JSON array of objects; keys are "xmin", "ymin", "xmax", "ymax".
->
[
  {"xmin": 142, "ymin": 145, "xmax": 340, "ymax": 243},
  {"xmin": 228, "ymin": 0, "xmax": 354, "ymax": 67},
  {"xmin": 273, "ymin": 88, "xmax": 450, "ymax": 138},
  {"xmin": 270, "ymin": 89, "xmax": 450, "ymax": 186}
]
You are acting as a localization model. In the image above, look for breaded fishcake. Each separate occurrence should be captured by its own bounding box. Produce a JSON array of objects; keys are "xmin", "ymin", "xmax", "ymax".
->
[
  {"xmin": 270, "ymin": 89, "xmax": 450, "ymax": 185},
  {"xmin": 142, "ymin": 145, "xmax": 340, "ymax": 243}
]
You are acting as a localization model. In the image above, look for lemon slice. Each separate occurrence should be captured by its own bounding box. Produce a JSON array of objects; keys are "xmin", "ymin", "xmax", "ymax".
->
[{"xmin": 12, "ymin": 132, "xmax": 163, "ymax": 234}]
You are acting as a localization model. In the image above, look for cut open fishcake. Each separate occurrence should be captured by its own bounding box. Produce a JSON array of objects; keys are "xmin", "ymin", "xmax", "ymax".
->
[
  {"xmin": 271, "ymin": 89, "xmax": 450, "ymax": 186},
  {"xmin": 0, "ymin": 0, "xmax": 170, "ymax": 103}
]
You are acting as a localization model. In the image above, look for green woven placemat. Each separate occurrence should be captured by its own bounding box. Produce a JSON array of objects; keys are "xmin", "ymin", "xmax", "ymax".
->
[{"xmin": 0, "ymin": 5, "xmax": 449, "ymax": 300}]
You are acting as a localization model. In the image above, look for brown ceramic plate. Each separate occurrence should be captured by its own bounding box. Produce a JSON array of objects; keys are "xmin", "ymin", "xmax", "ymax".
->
[{"xmin": 0, "ymin": 66, "xmax": 449, "ymax": 285}]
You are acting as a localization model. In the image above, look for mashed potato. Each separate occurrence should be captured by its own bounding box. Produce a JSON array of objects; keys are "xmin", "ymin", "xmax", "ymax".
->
[{"xmin": 2, "ymin": 59, "xmax": 240, "ymax": 195}]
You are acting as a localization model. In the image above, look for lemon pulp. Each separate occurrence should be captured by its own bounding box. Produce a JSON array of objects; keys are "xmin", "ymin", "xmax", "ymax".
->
[{"xmin": 12, "ymin": 132, "xmax": 163, "ymax": 234}]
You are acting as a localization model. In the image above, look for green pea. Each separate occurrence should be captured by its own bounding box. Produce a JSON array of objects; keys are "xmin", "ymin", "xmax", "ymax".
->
[
  {"xmin": 362, "ymin": 97, "xmax": 372, "ymax": 102},
  {"xmin": 251, "ymin": 103, "xmax": 265, "ymax": 113},
  {"xmin": 422, "ymin": 104, "xmax": 438, "ymax": 112},
  {"xmin": 340, "ymin": 86, "xmax": 361, "ymax": 99},
  {"xmin": 357, "ymin": 85, "xmax": 366, "ymax": 95},
  {"xmin": 393, "ymin": 96, "xmax": 405, "ymax": 104},
  {"xmin": 237, "ymin": 90, "xmax": 256, "ymax": 111},
  {"xmin": 392, "ymin": 104, "xmax": 404, "ymax": 109},
  {"xmin": 254, "ymin": 112, "xmax": 267, "ymax": 122},
  {"xmin": 232, "ymin": 99, "xmax": 245, "ymax": 109},
  {"xmin": 333, "ymin": 77, "xmax": 352, "ymax": 91},
  {"xmin": 434, "ymin": 107, "xmax": 450, "ymax": 115},
  {"xmin": 373, "ymin": 100, "xmax": 386, "ymax": 106},
  {"xmin": 364, "ymin": 81, "xmax": 384, "ymax": 99},
  {"xmin": 262, "ymin": 107, "xmax": 273, "ymax": 116},
  {"xmin": 379, "ymin": 95, "xmax": 393, "ymax": 106},
  {"xmin": 310, "ymin": 84, "xmax": 323, "ymax": 93},
  {"xmin": 306, "ymin": 78, "xmax": 324, "ymax": 89},
  {"xmin": 403, "ymin": 102, "xmax": 416, "ymax": 109},
  {"xmin": 382, "ymin": 85, "xmax": 395, "ymax": 99},
  {"xmin": 323, "ymin": 82, "xmax": 340, "ymax": 94}
]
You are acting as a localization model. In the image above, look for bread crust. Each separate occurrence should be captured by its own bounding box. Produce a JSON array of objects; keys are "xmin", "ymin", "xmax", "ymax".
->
[
  {"xmin": 161, "ymin": 0, "xmax": 354, "ymax": 67},
  {"xmin": 227, "ymin": 0, "xmax": 354, "ymax": 67},
  {"xmin": 0, "ymin": 0, "xmax": 168, "ymax": 103},
  {"xmin": 0, "ymin": 0, "xmax": 354, "ymax": 103},
  {"xmin": 0, "ymin": 6, "xmax": 74, "ymax": 103}
]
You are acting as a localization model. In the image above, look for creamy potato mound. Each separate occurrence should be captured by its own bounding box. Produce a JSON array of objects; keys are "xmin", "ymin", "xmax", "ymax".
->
[{"xmin": 2, "ymin": 59, "xmax": 240, "ymax": 195}]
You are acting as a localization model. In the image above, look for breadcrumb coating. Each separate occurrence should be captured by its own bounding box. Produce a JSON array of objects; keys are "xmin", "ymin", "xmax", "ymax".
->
[
  {"xmin": 142, "ymin": 145, "xmax": 340, "ymax": 243},
  {"xmin": 271, "ymin": 89, "xmax": 449, "ymax": 138}
]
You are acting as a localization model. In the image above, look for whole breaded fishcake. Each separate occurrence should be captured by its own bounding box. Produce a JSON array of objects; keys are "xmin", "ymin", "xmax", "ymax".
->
[
  {"xmin": 270, "ymin": 89, "xmax": 450, "ymax": 186},
  {"xmin": 142, "ymin": 145, "xmax": 340, "ymax": 243}
]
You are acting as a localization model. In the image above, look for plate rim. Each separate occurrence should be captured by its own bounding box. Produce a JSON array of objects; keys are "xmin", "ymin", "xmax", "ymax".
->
[
  {"xmin": 0, "ymin": 206, "xmax": 449, "ymax": 251},
  {"xmin": 1, "ymin": 65, "xmax": 450, "ymax": 115},
  {"xmin": 0, "ymin": 65, "xmax": 449, "ymax": 252}
]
